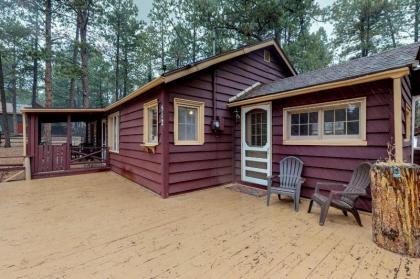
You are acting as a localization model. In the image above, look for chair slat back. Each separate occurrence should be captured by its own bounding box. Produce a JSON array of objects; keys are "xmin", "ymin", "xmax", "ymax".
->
[
  {"xmin": 279, "ymin": 156, "xmax": 304, "ymax": 189},
  {"xmin": 341, "ymin": 162, "xmax": 371, "ymax": 206}
]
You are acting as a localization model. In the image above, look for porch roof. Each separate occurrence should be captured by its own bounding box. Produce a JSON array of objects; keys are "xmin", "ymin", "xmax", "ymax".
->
[{"xmin": 229, "ymin": 42, "xmax": 420, "ymax": 107}]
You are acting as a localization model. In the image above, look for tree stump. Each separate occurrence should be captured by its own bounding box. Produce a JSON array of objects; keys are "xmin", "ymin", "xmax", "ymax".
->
[{"xmin": 370, "ymin": 163, "xmax": 420, "ymax": 257}]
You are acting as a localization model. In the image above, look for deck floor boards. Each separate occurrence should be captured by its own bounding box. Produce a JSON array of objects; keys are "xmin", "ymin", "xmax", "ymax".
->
[{"xmin": 0, "ymin": 172, "xmax": 418, "ymax": 278}]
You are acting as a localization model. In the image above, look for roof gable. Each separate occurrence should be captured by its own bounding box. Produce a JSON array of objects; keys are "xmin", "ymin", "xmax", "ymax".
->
[{"xmin": 229, "ymin": 42, "xmax": 420, "ymax": 105}]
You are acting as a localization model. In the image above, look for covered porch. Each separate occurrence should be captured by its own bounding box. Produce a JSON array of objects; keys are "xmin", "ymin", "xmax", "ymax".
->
[{"xmin": 24, "ymin": 109, "xmax": 110, "ymax": 178}]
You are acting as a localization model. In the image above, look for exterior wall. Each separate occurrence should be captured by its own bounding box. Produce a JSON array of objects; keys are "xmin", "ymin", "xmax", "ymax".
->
[
  {"xmin": 109, "ymin": 88, "xmax": 164, "ymax": 195},
  {"xmin": 166, "ymin": 47, "xmax": 292, "ymax": 194},
  {"xmin": 234, "ymin": 79, "xmax": 395, "ymax": 211},
  {"xmin": 401, "ymin": 75, "xmax": 413, "ymax": 162}
]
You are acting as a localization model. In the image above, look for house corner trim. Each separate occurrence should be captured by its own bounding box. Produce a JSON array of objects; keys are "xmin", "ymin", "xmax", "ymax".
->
[{"xmin": 393, "ymin": 77, "xmax": 403, "ymax": 162}]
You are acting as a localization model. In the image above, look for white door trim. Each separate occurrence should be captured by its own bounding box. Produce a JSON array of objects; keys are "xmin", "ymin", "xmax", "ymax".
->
[
  {"xmin": 412, "ymin": 96, "xmax": 419, "ymax": 163},
  {"xmin": 241, "ymin": 102, "xmax": 272, "ymax": 186}
]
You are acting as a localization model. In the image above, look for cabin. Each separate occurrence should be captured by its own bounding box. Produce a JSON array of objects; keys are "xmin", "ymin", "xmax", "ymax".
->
[{"xmin": 22, "ymin": 40, "xmax": 420, "ymax": 211}]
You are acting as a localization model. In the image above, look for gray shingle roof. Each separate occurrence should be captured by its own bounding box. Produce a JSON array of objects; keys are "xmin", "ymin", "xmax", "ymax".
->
[{"xmin": 231, "ymin": 43, "xmax": 420, "ymax": 102}]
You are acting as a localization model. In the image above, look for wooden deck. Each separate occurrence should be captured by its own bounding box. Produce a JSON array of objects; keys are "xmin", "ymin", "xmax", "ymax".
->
[{"xmin": 0, "ymin": 172, "xmax": 418, "ymax": 278}]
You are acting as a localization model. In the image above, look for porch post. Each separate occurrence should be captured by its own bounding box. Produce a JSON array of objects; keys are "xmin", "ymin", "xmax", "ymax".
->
[
  {"xmin": 66, "ymin": 114, "xmax": 72, "ymax": 170},
  {"xmin": 393, "ymin": 78, "xmax": 403, "ymax": 163}
]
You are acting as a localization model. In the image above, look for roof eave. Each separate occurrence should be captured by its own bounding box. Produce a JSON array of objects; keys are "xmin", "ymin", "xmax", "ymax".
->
[{"xmin": 227, "ymin": 67, "xmax": 410, "ymax": 107}]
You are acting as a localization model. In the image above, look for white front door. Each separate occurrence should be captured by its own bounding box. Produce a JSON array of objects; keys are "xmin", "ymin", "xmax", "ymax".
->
[{"xmin": 241, "ymin": 103, "xmax": 272, "ymax": 186}]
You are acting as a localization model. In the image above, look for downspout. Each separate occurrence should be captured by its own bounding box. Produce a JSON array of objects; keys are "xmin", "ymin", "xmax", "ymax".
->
[{"xmin": 212, "ymin": 69, "xmax": 217, "ymax": 121}]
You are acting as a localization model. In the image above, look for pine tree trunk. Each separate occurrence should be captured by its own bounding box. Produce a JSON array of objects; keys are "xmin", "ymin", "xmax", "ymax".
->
[
  {"xmin": 370, "ymin": 164, "xmax": 420, "ymax": 257},
  {"xmin": 31, "ymin": 2, "xmax": 39, "ymax": 108},
  {"xmin": 69, "ymin": 17, "xmax": 80, "ymax": 108},
  {"xmin": 44, "ymin": 0, "xmax": 52, "ymax": 144},
  {"xmin": 415, "ymin": 0, "xmax": 419, "ymax": 42},
  {"xmin": 44, "ymin": 0, "xmax": 52, "ymax": 108},
  {"xmin": 11, "ymin": 55, "xmax": 17, "ymax": 135},
  {"xmin": 115, "ymin": 16, "xmax": 120, "ymax": 101},
  {"xmin": 0, "ymin": 53, "xmax": 11, "ymax": 148},
  {"xmin": 80, "ymin": 4, "xmax": 89, "ymax": 108}
]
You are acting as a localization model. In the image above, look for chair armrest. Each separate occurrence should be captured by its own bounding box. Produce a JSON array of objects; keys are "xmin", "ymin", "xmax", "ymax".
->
[
  {"xmin": 315, "ymin": 182, "xmax": 347, "ymax": 193},
  {"xmin": 267, "ymin": 175, "xmax": 279, "ymax": 189},
  {"xmin": 329, "ymin": 190, "xmax": 367, "ymax": 200}
]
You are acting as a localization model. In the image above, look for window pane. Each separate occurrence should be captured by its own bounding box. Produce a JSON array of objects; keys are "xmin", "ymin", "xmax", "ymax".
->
[
  {"xmin": 309, "ymin": 123, "xmax": 318, "ymax": 135},
  {"xmin": 291, "ymin": 114, "xmax": 299, "ymax": 124},
  {"xmin": 148, "ymin": 107, "xmax": 158, "ymax": 143},
  {"xmin": 334, "ymin": 121, "xmax": 346, "ymax": 135},
  {"xmin": 324, "ymin": 122, "xmax": 334, "ymax": 135},
  {"xmin": 335, "ymin": 109, "xmax": 346, "ymax": 122},
  {"xmin": 178, "ymin": 106, "xmax": 197, "ymax": 141},
  {"xmin": 324, "ymin": 110, "xmax": 334, "ymax": 122},
  {"xmin": 347, "ymin": 121, "xmax": 359, "ymax": 135},
  {"xmin": 309, "ymin": 112, "xmax": 318, "ymax": 123},
  {"xmin": 300, "ymin": 124, "xmax": 308, "ymax": 136},
  {"xmin": 347, "ymin": 106, "xmax": 359, "ymax": 121},
  {"xmin": 291, "ymin": 124, "xmax": 299, "ymax": 136},
  {"xmin": 299, "ymin": 113, "xmax": 308, "ymax": 124}
]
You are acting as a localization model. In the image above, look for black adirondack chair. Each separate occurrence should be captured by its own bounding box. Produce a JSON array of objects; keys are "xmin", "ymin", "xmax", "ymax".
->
[
  {"xmin": 266, "ymin": 156, "xmax": 305, "ymax": 211},
  {"xmin": 308, "ymin": 162, "xmax": 371, "ymax": 226}
]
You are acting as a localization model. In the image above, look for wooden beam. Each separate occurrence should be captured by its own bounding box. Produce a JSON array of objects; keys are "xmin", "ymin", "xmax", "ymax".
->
[
  {"xmin": 22, "ymin": 112, "xmax": 27, "ymax": 156},
  {"xmin": 228, "ymin": 67, "xmax": 411, "ymax": 107},
  {"xmin": 66, "ymin": 114, "xmax": 72, "ymax": 170},
  {"xmin": 393, "ymin": 78, "xmax": 403, "ymax": 162},
  {"xmin": 160, "ymin": 86, "xmax": 170, "ymax": 198}
]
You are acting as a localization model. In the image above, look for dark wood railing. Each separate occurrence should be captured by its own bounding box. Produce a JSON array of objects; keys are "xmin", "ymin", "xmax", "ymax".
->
[{"xmin": 70, "ymin": 146, "xmax": 109, "ymax": 168}]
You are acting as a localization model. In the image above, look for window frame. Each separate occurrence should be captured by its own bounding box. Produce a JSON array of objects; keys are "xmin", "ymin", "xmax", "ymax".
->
[
  {"xmin": 283, "ymin": 97, "xmax": 367, "ymax": 146},
  {"xmin": 108, "ymin": 111, "xmax": 120, "ymax": 153},
  {"xmin": 143, "ymin": 99, "xmax": 159, "ymax": 146},
  {"xmin": 174, "ymin": 98, "xmax": 205, "ymax": 145}
]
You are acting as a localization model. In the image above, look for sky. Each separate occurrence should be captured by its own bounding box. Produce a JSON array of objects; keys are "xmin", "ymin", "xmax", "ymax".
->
[{"xmin": 134, "ymin": 0, "xmax": 335, "ymax": 35}]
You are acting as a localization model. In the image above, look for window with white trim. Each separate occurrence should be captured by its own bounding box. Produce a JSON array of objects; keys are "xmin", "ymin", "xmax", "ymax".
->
[
  {"xmin": 283, "ymin": 98, "xmax": 366, "ymax": 145},
  {"xmin": 143, "ymin": 99, "xmax": 158, "ymax": 145},
  {"xmin": 108, "ymin": 112, "xmax": 120, "ymax": 152},
  {"xmin": 174, "ymin": 98, "xmax": 205, "ymax": 145}
]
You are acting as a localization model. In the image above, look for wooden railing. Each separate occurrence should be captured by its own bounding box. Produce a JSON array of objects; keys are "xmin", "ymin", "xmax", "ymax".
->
[{"xmin": 70, "ymin": 146, "xmax": 109, "ymax": 168}]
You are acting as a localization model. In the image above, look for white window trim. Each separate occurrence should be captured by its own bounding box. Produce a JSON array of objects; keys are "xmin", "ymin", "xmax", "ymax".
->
[
  {"xmin": 143, "ymin": 99, "xmax": 159, "ymax": 146},
  {"xmin": 174, "ymin": 98, "xmax": 205, "ymax": 145},
  {"xmin": 108, "ymin": 111, "xmax": 120, "ymax": 153},
  {"xmin": 282, "ymin": 97, "xmax": 367, "ymax": 146}
]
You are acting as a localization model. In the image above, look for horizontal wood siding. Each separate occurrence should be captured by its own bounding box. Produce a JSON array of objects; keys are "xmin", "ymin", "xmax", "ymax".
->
[
  {"xmin": 167, "ymin": 47, "xmax": 291, "ymax": 194},
  {"xmin": 234, "ymin": 79, "xmax": 394, "ymax": 211},
  {"xmin": 109, "ymin": 88, "xmax": 163, "ymax": 195}
]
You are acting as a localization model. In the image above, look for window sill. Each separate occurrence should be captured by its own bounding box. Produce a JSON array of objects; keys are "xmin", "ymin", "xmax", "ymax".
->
[
  {"xmin": 283, "ymin": 139, "xmax": 367, "ymax": 146},
  {"xmin": 174, "ymin": 141, "xmax": 204, "ymax": 146},
  {"xmin": 109, "ymin": 150, "xmax": 119, "ymax": 154},
  {"xmin": 141, "ymin": 143, "xmax": 158, "ymax": 154}
]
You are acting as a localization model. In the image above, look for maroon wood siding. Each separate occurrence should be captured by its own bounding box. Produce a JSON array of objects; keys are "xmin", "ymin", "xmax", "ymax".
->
[
  {"xmin": 234, "ymin": 79, "xmax": 395, "ymax": 211},
  {"xmin": 166, "ymin": 47, "xmax": 292, "ymax": 194},
  {"xmin": 109, "ymin": 88, "xmax": 164, "ymax": 195}
]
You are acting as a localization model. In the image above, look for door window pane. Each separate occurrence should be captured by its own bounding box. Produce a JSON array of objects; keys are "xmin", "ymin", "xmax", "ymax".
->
[{"xmin": 246, "ymin": 109, "xmax": 267, "ymax": 147}]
